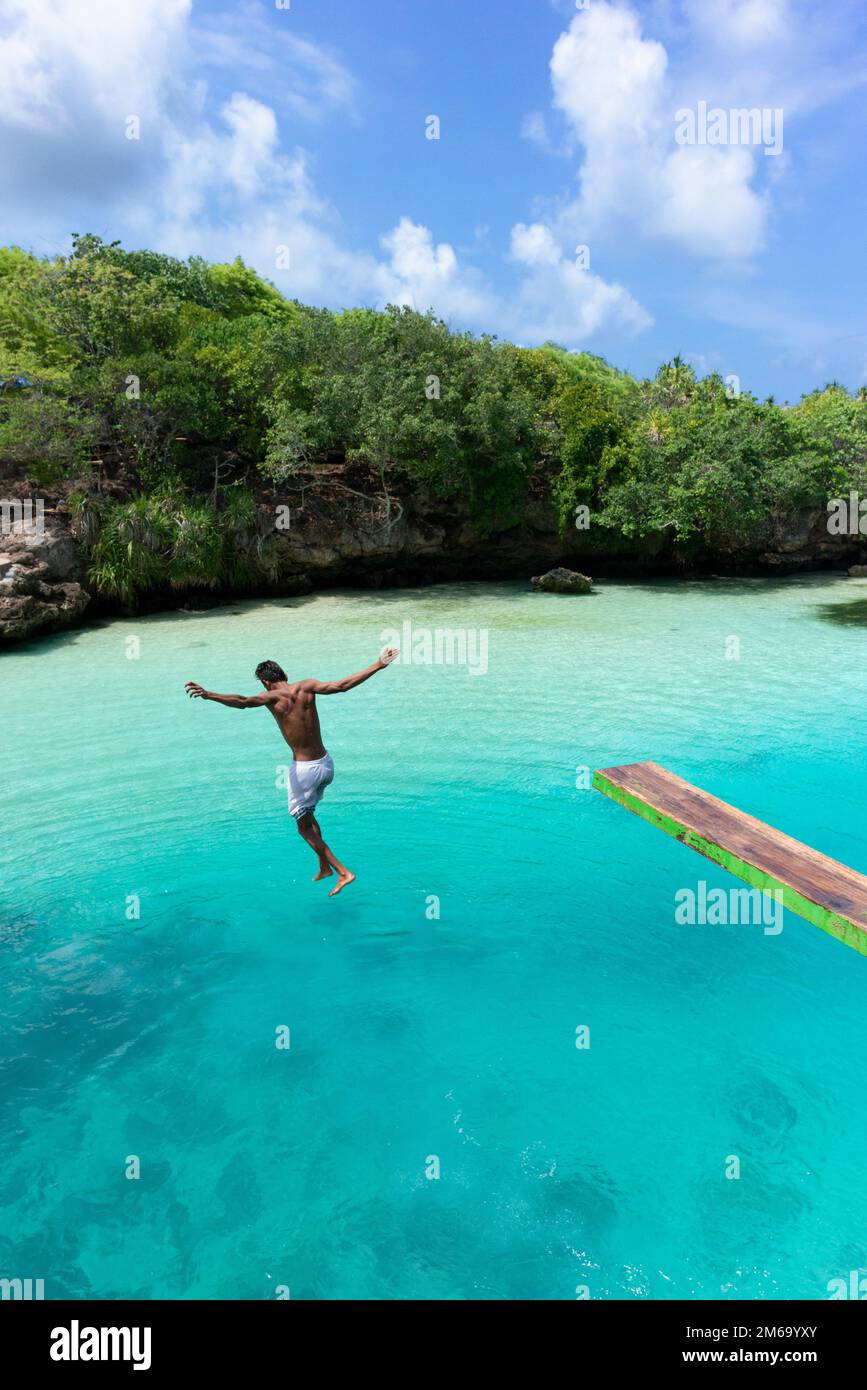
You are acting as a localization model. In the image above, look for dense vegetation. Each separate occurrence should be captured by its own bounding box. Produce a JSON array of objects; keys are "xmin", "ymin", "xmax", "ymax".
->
[{"xmin": 1, "ymin": 235, "xmax": 866, "ymax": 601}]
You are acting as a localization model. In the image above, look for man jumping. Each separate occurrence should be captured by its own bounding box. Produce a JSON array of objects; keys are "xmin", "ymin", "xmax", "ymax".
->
[{"xmin": 185, "ymin": 648, "xmax": 398, "ymax": 896}]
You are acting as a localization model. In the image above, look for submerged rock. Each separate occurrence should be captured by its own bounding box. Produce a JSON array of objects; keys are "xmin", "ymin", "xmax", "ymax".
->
[
  {"xmin": 848, "ymin": 564, "xmax": 867, "ymax": 577},
  {"xmin": 531, "ymin": 566, "xmax": 593, "ymax": 594}
]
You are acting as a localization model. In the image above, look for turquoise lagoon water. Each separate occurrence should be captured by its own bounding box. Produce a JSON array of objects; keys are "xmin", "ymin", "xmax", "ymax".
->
[{"xmin": 2, "ymin": 575, "xmax": 867, "ymax": 1301}]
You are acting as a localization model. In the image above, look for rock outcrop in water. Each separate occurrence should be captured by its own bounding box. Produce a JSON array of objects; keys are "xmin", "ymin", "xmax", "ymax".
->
[
  {"xmin": 530, "ymin": 567, "xmax": 593, "ymax": 594},
  {"xmin": 0, "ymin": 498, "xmax": 90, "ymax": 643}
]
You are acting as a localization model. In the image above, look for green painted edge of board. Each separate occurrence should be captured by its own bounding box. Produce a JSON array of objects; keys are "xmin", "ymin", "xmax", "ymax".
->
[{"xmin": 592, "ymin": 770, "xmax": 867, "ymax": 958}]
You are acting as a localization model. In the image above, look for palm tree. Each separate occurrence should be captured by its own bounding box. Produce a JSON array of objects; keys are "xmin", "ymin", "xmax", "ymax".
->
[
  {"xmin": 653, "ymin": 354, "xmax": 696, "ymax": 409},
  {"xmin": 646, "ymin": 408, "xmax": 670, "ymax": 444}
]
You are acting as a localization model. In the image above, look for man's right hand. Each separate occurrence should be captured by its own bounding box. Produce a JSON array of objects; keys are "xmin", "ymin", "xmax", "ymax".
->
[
  {"xmin": 379, "ymin": 647, "xmax": 399, "ymax": 667},
  {"xmin": 185, "ymin": 682, "xmax": 208, "ymax": 699}
]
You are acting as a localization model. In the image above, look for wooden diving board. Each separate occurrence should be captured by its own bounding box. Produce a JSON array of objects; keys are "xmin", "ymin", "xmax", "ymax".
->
[{"xmin": 593, "ymin": 761, "xmax": 867, "ymax": 956}]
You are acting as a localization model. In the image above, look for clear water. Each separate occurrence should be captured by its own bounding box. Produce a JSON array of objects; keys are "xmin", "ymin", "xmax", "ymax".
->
[{"xmin": 2, "ymin": 575, "xmax": 867, "ymax": 1301}]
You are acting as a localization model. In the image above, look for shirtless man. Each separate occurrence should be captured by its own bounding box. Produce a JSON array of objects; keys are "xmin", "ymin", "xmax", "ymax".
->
[{"xmin": 185, "ymin": 648, "xmax": 398, "ymax": 896}]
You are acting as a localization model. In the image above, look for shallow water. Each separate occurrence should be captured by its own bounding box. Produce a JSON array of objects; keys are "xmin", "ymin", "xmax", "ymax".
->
[{"xmin": 2, "ymin": 575, "xmax": 867, "ymax": 1300}]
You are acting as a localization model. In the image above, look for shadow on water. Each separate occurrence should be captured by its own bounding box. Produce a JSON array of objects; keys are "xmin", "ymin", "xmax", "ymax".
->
[{"xmin": 813, "ymin": 597, "xmax": 867, "ymax": 626}]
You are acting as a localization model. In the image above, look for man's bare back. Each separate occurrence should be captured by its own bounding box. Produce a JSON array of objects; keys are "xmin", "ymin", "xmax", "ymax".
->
[
  {"xmin": 184, "ymin": 648, "xmax": 398, "ymax": 896},
  {"xmin": 264, "ymin": 681, "xmax": 328, "ymax": 761}
]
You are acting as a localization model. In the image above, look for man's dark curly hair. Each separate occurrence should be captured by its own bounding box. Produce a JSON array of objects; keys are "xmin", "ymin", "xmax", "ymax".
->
[{"xmin": 255, "ymin": 660, "xmax": 287, "ymax": 684}]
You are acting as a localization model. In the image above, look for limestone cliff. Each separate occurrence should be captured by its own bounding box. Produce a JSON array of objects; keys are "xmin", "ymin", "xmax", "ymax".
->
[{"xmin": 1, "ymin": 463, "xmax": 865, "ymax": 646}]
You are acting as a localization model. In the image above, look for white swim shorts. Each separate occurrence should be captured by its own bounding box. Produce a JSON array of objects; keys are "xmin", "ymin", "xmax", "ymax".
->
[{"xmin": 287, "ymin": 753, "xmax": 334, "ymax": 821}]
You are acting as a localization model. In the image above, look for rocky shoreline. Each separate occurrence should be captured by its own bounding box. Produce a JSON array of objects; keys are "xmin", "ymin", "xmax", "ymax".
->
[{"xmin": 2, "ymin": 465, "xmax": 866, "ymax": 647}]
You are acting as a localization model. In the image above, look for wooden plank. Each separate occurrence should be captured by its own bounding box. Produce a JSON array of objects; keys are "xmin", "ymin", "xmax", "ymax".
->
[{"xmin": 592, "ymin": 761, "xmax": 867, "ymax": 956}]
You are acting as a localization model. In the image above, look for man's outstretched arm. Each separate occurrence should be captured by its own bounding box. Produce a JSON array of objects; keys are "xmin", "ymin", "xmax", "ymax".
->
[
  {"xmin": 306, "ymin": 647, "xmax": 398, "ymax": 696},
  {"xmin": 185, "ymin": 682, "xmax": 275, "ymax": 709}
]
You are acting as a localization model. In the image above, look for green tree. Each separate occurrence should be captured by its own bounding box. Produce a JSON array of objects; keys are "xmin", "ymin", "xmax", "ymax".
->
[{"xmin": 552, "ymin": 380, "xmax": 624, "ymax": 532}]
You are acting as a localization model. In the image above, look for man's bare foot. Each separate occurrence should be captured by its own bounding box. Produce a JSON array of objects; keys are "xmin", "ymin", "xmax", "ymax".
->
[
  {"xmin": 313, "ymin": 867, "xmax": 333, "ymax": 882},
  {"xmin": 329, "ymin": 872, "xmax": 356, "ymax": 897}
]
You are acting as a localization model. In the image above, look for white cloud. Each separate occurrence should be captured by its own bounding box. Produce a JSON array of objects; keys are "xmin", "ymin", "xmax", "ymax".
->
[
  {"xmin": 656, "ymin": 145, "xmax": 767, "ymax": 260},
  {"xmin": 192, "ymin": 0, "xmax": 356, "ymax": 123},
  {"xmin": 509, "ymin": 222, "xmax": 651, "ymax": 341},
  {"xmin": 520, "ymin": 111, "xmax": 549, "ymax": 148},
  {"xmin": 380, "ymin": 218, "xmax": 459, "ymax": 291},
  {"xmin": 545, "ymin": 2, "xmax": 779, "ymax": 260},
  {"xmin": 159, "ymin": 93, "xmax": 324, "ymax": 226},
  {"xmin": 510, "ymin": 222, "xmax": 561, "ymax": 268},
  {"xmin": 364, "ymin": 217, "xmax": 651, "ymax": 343},
  {"xmin": 374, "ymin": 218, "xmax": 495, "ymax": 322},
  {"xmin": 221, "ymin": 94, "xmax": 282, "ymax": 195},
  {"xmin": 682, "ymin": 0, "xmax": 789, "ymax": 49},
  {"xmin": 0, "ymin": 0, "xmax": 191, "ymax": 132},
  {"xmin": 551, "ymin": 4, "xmax": 668, "ymax": 145}
]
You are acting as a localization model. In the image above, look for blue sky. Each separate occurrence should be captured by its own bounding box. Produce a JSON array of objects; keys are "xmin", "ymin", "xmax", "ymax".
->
[{"xmin": 2, "ymin": 0, "xmax": 866, "ymax": 400}]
